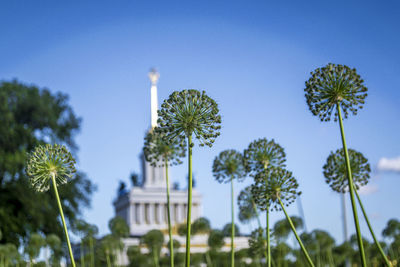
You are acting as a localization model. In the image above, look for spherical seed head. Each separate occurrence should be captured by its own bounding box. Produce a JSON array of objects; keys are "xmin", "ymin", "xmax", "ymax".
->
[
  {"xmin": 237, "ymin": 186, "xmax": 257, "ymax": 224},
  {"xmin": 304, "ymin": 63, "xmax": 368, "ymax": 122},
  {"xmin": 243, "ymin": 138, "xmax": 286, "ymax": 176},
  {"xmin": 323, "ymin": 148, "xmax": 370, "ymax": 193},
  {"xmin": 157, "ymin": 89, "xmax": 221, "ymax": 147},
  {"xmin": 251, "ymin": 167, "xmax": 301, "ymax": 211},
  {"xmin": 212, "ymin": 149, "xmax": 246, "ymax": 183},
  {"xmin": 26, "ymin": 144, "xmax": 76, "ymax": 192},
  {"xmin": 143, "ymin": 127, "xmax": 186, "ymax": 167}
]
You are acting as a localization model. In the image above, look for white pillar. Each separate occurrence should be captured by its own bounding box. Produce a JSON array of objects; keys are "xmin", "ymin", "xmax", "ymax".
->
[{"xmin": 148, "ymin": 69, "xmax": 160, "ymax": 129}]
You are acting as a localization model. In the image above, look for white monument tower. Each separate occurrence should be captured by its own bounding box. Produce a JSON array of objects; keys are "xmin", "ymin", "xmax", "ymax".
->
[{"xmin": 113, "ymin": 69, "xmax": 202, "ymax": 236}]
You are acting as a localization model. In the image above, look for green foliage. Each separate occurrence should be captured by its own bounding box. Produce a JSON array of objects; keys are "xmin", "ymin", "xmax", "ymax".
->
[
  {"xmin": 382, "ymin": 219, "xmax": 400, "ymax": 239},
  {"xmin": 208, "ymin": 230, "xmax": 225, "ymax": 251},
  {"xmin": 26, "ymin": 144, "xmax": 76, "ymax": 192},
  {"xmin": 143, "ymin": 127, "xmax": 186, "ymax": 167},
  {"xmin": 157, "ymin": 89, "xmax": 221, "ymax": 147},
  {"xmin": 24, "ymin": 233, "xmax": 45, "ymax": 262},
  {"xmin": 323, "ymin": 148, "xmax": 370, "ymax": 193},
  {"xmin": 222, "ymin": 223, "xmax": 240, "ymax": 237},
  {"xmin": 243, "ymin": 138, "xmax": 286, "ymax": 176},
  {"xmin": 273, "ymin": 216, "xmax": 304, "ymax": 242},
  {"xmin": 212, "ymin": 150, "xmax": 246, "ymax": 183},
  {"xmin": 192, "ymin": 217, "xmax": 211, "ymax": 234},
  {"xmin": 304, "ymin": 63, "xmax": 368, "ymax": 122},
  {"xmin": 109, "ymin": 216, "xmax": 130, "ymax": 238},
  {"xmin": 0, "ymin": 80, "xmax": 94, "ymax": 245},
  {"xmin": 237, "ymin": 186, "xmax": 258, "ymax": 224},
  {"xmin": 248, "ymin": 227, "xmax": 266, "ymax": 258},
  {"xmin": 251, "ymin": 167, "xmax": 301, "ymax": 211},
  {"xmin": 46, "ymin": 234, "xmax": 62, "ymax": 266}
]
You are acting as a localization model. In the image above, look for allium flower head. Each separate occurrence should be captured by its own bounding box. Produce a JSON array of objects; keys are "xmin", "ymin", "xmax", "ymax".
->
[
  {"xmin": 323, "ymin": 148, "xmax": 370, "ymax": 193},
  {"xmin": 243, "ymin": 138, "xmax": 286, "ymax": 176},
  {"xmin": 143, "ymin": 127, "xmax": 186, "ymax": 167},
  {"xmin": 212, "ymin": 149, "xmax": 246, "ymax": 183},
  {"xmin": 251, "ymin": 167, "xmax": 301, "ymax": 211},
  {"xmin": 26, "ymin": 144, "xmax": 76, "ymax": 192},
  {"xmin": 237, "ymin": 186, "xmax": 257, "ymax": 224},
  {"xmin": 157, "ymin": 89, "xmax": 221, "ymax": 147},
  {"xmin": 305, "ymin": 63, "xmax": 368, "ymax": 122}
]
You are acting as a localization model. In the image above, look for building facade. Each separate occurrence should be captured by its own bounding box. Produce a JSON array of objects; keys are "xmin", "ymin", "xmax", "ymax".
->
[{"xmin": 113, "ymin": 69, "xmax": 202, "ymax": 237}]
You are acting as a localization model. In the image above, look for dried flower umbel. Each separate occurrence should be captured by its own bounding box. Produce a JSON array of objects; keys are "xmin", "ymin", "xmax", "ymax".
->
[
  {"xmin": 243, "ymin": 137, "xmax": 286, "ymax": 267},
  {"xmin": 26, "ymin": 144, "xmax": 76, "ymax": 267},
  {"xmin": 158, "ymin": 89, "xmax": 221, "ymax": 147},
  {"xmin": 143, "ymin": 127, "xmax": 186, "ymax": 267},
  {"xmin": 243, "ymin": 138, "xmax": 286, "ymax": 177},
  {"xmin": 212, "ymin": 149, "xmax": 246, "ymax": 267},
  {"xmin": 323, "ymin": 148, "xmax": 391, "ymax": 266},
  {"xmin": 251, "ymin": 167, "xmax": 314, "ymax": 267},
  {"xmin": 26, "ymin": 144, "xmax": 76, "ymax": 192},
  {"xmin": 323, "ymin": 148, "xmax": 370, "ymax": 193},
  {"xmin": 158, "ymin": 89, "xmax": 221, "ymax": 267},
  {"xmin": 305, "ymin": 63, "xmax": 368, "ymax": 266},
  {"xmin": 305, "ymin": 63, "xmax": 367, "ymax": 122}
]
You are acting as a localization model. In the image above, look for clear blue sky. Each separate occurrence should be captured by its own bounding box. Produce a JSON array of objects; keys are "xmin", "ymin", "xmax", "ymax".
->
[{"xmin": 1, "ymin": 0, "xmax": 399, "ymax": 244}]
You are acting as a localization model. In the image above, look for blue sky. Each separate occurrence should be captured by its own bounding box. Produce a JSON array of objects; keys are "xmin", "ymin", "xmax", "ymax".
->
[{"xmin": 1, "ymin": 1, "xmax": 399, "ymax": 244}]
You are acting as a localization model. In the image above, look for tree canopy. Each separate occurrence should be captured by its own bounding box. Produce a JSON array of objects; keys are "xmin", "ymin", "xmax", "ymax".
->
[{"xmin": 0, "ymin": 80, "xmax": 95, "ymax": 245}]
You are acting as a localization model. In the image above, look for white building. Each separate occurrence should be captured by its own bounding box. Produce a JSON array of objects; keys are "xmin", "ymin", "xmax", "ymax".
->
[{"xmin": 113, "ymin": 69, "xmax": 203, "ymax": 237}]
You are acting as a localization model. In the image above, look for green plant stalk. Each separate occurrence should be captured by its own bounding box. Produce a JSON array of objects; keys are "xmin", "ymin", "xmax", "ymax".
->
[
  {"xmin": 80, "ymin": 241, "xmax": 85, "ymax": 267},
  {"xmin": 266, "ymin": 208, "xmax": 271, "ymax": 267},
  {"xmin": 185, "ymin": 135, "xmax": 193, "ymax": 267},
  {"xmin": 231, "ymin": 178, "xmax": 235, "ymax": 267},
  {"xmin": 90, "ymin": 237, "xmax": 94, "ymax": 267},
  {"xmin": 354, "ymin": 187, "xmax": 392, "ymax": 266},
  {"xmin": 165, "ymin": 159, "xmax": 174, "ymax": 267},
  {"xmin": 205, "ymin": 251, "xmax": 213, "ymax": 267},
  {"xmin": 106, "ymin": 250, "xmax": 111, "ymax": 267},
  {"xmin": 336, "ymin": 104, "xmax": 367, "ymax": 267},
  {"xmin": 51, "ymin": 173, "xmax": 76, "ymax": 267},
  {"xmin": 153, "ymin": 248, "xmax": 160, "ymax": 267},
  {"xmin": 278, "ymin": 198, "xmax": 314, "ymax": 267},
  {"xmin": 251, "ymin": 200, "xmax": 269, "ymax": 261}
]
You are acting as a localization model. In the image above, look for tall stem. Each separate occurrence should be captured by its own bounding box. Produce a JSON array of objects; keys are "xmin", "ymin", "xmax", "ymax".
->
[
  {"xmin": 252, "ymin": 199, "xmax": 269, "ymax": 261},
  {"xmin": 153, "ymin": 248, "xmax": 160, "ymax": 267},
  {"xmin": 185, "ymin": 135, "xmax": 193, "ymax": 267},
  {"xmin": 337, "ymin": 104, "xmax": 367, "ymax": 267},
  {"xmin": 51, "ymin": 173, "xmax": 76, "ymax": 267},
  {"xmin": 106, "ymin": 250, "xmax": 111, "ymax": 267},
  {"xmin": 266, "ymin": 208, "xmax": 271, "ymax": 267},
  {"xmin": 80, "ymin": 241, "xmax": 84, "ymax": 267},
  {"xmin": 165, "ymin": 159, "xmax": 175, "ymax": 267},
  {"xmin": 354, "ymin": 188, "xmax": 392, "ymax": 266},
  {"xmin": 231, "ymin": 179, "xmax": 235, "ymax": 267},
  {"xmin": 278, "ymin": 198, "xmax": 314, "ymax": 267},
  {"xmin": 90, "ymin": 237, "xmax": 94, "ymax": 267}
]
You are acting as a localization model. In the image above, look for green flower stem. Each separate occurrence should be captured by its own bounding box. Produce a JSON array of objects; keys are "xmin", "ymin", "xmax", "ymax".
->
[
  {"xmin": 185, "ymin": 135, "xmax": 193, "ymax": 267},
  {"xmin": 51, "ymin": 173, "xmax": 76, "ymax": 267},
  {"xmin": 278, "ymin": 197, "xmax": 314, "ymax": 267},
  {"xmin": 231, "ymin": 178, "xmax": 235, "ymax": 267},
  {"xmin": 80, "ymin": 242, "xmax": 84, "ymax": 267},
  {"xmin": 337, "ymin": 104, "xmax": 367, "ymax": 267},
  {"xmin": 106, "ymin": 250, "xmax": 111, "ymax": 267},
  {"xmin": 89, "ymin": 237, "xmax": 94, "ymax": 267},
  {"xmin": 266, "ymin": 208, "xmax": 271, "ymax": 267},
  {"xmin": 354, "ymin": 187, "xmax": 392, "ymax": 266},
  {"xmin": 165, "ymin": 159, "xmax": 174, "ymax": 267},
  {"xmin": 251, "ymin": 199, "xmax": 269, "ymax": 261},
  {"xmin": 205, "ymin": 251, "xmax": 213, "ymax": 267},
  {"xmin": 153, "ymin": 248, "xmax": 160, "ymax": 267}
]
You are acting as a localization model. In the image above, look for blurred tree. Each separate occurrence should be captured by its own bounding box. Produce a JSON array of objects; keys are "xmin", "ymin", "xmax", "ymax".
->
[
  {"xmin": 0, "ymin": 80, "xmax": 95, "ymax": 245},
  {"xmin": 46, "ymin": 234, "xmax": 62, "ymax": 267},
  {"xmin": 24, "ymin": 233, "xmax": 45, "ymax": 265},
  {"xmin": 192, "ymin": 217, "xmax": 211, "ymax": 235},
  {"xmin": 222, "ymin": 223, "xmax": 240, "ymax": 237},
  {"xmin": 141, "ymin": 230, "xmax": 164, "ymax": 267}
]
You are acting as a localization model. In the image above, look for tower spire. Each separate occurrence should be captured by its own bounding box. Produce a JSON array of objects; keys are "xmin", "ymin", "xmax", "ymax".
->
[{"xmin": 148, "ymin": 68, "xmax": 160, "ymax": 129}]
